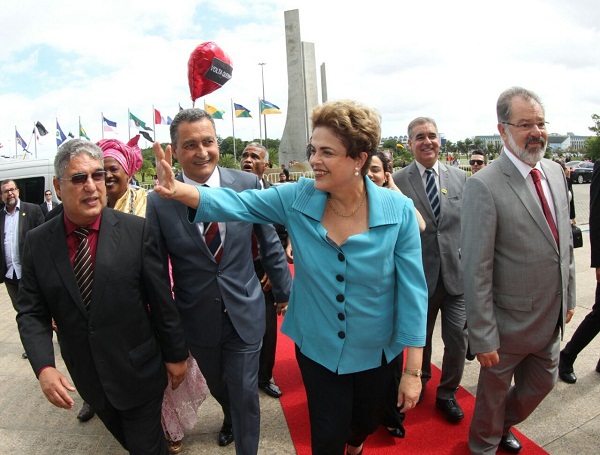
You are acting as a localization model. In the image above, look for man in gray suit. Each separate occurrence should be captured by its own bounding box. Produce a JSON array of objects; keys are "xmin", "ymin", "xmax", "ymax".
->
[
  {"xmin": 146, "ymin": 109, "xmax": 292, "ymax": 455},
  {"xmin": 393, "ymin": 117, "xmax": 468, "ymax": 423},
  {"xmin": 461, "ymin": 87, "xmax": 576, "ymax": 454}
]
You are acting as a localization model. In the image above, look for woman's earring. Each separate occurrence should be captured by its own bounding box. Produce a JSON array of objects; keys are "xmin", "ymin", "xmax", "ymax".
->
[{"xmin": 354, "ymin": 167, "xmax": 359, "ymax": 177}]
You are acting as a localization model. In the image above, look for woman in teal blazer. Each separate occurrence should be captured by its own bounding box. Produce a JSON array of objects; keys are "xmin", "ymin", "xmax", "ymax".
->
[{"xmin": 153, "ymin": 100, "xmax": 428, "ymax": 455}]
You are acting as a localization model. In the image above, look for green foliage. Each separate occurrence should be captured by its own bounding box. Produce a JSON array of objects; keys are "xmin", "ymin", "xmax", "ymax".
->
[
  {"xmin": 589, "ymin": 114, "xmax": 600, "ymax": 136},
  {"xmin": 219, "ymin": 154, "xmax": 239, "ymax": 169},
  {"xmin": 584, "ymin": 136, "xmax": 600, "ymax": 161}
]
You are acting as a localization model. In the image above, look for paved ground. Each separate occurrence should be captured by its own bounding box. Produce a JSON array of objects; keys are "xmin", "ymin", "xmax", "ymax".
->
[{"xmin": 0, "ymin": 182, "xmax": 598, "ymax": 454}]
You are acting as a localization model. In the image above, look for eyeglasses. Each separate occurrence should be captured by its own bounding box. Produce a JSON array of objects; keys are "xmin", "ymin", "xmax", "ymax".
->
[
  {"xmin": 1, "ymin": 187, "xmax": 18, "ymax": 195},
  {"xmin": 60, "ymin": 171, "xmax": 107, "ymax": 185},
  {"xmin": 45, "ymin": 192, "xmax": 52, "ymax": 196},
  {"xmin": 501, "ymin": 121, "xmax": 549, "ymax": 131},
  {"xmin": 469, "ymin": 160, "xmax": 484, "ymax": 166}
]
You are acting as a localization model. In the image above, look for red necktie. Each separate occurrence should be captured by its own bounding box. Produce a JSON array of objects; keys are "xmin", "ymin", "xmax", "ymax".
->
[
  {"xmin": 73, "ymin": 228, "xmax": 94, "ymax": 311},
  {"xmin": 530, "ymin": 168, "xmax": 559, "ymax": 245},
  {"xmin": 204, "ymin": 222, "xmax": 223, "ymax": 262}
]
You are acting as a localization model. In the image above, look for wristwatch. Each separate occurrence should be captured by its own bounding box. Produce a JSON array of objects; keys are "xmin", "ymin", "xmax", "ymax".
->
[{"xmin": 403, "ymin": 368, "xmax": 423, "ymax": 377}]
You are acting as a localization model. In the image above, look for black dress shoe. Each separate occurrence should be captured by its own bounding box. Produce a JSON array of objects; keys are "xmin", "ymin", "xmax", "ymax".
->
[
  {"xmin": 218, "ymin": 425, "xmax": 234, "ymax": 446},
  {"xmin": 596, "ymin": 358, "xmax": 600, "ymax": 373},
  {"xmin": 21, "ymin": 352, "xmax": 28, "ymax": 359},
  {"xmin": 499, "ymin": 430, "xmax": 522, "ymax": 453},
  {"xmin": 435, "ymin": 397, "xmax": 464, "ymax": 423},
  {"xmin": 386, "ymin": 426, "xmax": 405, "ymax": 438},
  {"xmin": 559, "ymin": 369, "xmax": 577, "ymax": 384},
  {"xmin": 260, "ymin": 382, "xmax": 282, "ymax": 398},
  {"xmin": 77, "ymin": 402, "xmax": 95, "ymax": 422}
]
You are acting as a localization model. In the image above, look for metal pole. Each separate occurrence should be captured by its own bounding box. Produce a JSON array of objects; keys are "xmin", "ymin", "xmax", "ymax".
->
[{"xmin": 258, "ymin": 63, "xmax": 267, "ymax": 151}]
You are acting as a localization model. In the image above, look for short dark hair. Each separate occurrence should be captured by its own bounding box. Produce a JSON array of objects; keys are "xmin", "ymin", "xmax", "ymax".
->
[
  {"xmin": 470, "ymin": 150, "xmax": 487, "ymax": 164},
  {"xmin": 170, "ymin": 108, "xmax": 216, "ymax": 146}
]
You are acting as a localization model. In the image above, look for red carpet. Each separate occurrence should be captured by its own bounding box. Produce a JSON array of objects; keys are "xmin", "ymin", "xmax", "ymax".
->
[{"xmin": 274, "ymin": 318, "xmax": 548, "ymax": 454}]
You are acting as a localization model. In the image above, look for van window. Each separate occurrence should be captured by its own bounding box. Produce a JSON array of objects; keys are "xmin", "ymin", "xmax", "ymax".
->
[{"xmin": 14, "ymin": 177, "xmax": 46, "ymax": 205}]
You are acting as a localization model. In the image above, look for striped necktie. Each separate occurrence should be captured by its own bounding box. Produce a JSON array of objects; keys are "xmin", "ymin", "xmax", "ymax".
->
[
  {"xmin": 425, "ymin": 168, "xmax": 440, "ymax": 222},
  {"xmin": 73, "ymin": 228, "xmax": 93, "ymax": 311}
]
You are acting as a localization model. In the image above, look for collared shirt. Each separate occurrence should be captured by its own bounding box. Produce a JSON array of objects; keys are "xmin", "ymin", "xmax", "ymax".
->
[
  {"xmin": 414, "ymin": 160, "xmax": 440, "ymax": 192},
  {"xmin": 64, "ymin": 212, "xmax": 102, "ymax": 268},
  {"xmin": 182, "ymin": 169, "xmax": 226, "ymax": 244},
  {"xmin": 46, "ymin": 201, "xmax": 53, "ymax": 212},
  {"xmin": 3, "ymin": 199, "xmax": 21, "ymax": 280},
  {"xmin": 503, "ymin": 146, "xmax": 557, "ymax": 223}
]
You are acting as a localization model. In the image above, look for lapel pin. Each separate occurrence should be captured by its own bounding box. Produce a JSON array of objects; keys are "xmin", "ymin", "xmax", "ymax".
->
[{"xmin": 441, "ymin": 189, "xmax": 447, "ymax": 194}]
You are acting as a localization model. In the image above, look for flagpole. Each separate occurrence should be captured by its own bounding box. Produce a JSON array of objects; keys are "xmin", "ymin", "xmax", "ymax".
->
[
  {"xmin": 101, "ymin": 112, "xmax": 104, "ymax": 139},
  {"xmin": 33, "ymin": 122, "xmax": 38, "ymax": 159},
  {"xmin": 152, "ymin": 105, "xmax": 156, "ymax": 141},
  {"xmin": 258, "ymin": 98, "xmax": 263, "ymax": 145},
  {"xmin": 231, "ymin": 99, "xmax": 237, "ymax": 162},
  {"xmin": 14, "ymin": 126, "xmax": 17, "ymax": 159},
  {"xmin": 128, "ymin": 108, "xmax": 131, "ymax": 140}
]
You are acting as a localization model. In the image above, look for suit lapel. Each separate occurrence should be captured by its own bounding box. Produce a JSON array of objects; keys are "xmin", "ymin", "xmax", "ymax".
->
[
  {"xmin": 407, "ymin": 162, "xmax": 436, "ymax": 224},
  {"xmin": 175, "ymin": 174, "xmax": 216, "ymax": 261},
  {"xmin": 502, "ymin": 155, "xmax": 558, "ymax": 251},
  {"xmin": 541, "ymin": 160, "xmax": 569, "ymax": 247},
  {"xmin": 91, "ymin": 209, "xmax": 119, "ymax": 313},
  {"xmin": 47, "ymin": 217, "xmax": 89, "ymax": 317}
]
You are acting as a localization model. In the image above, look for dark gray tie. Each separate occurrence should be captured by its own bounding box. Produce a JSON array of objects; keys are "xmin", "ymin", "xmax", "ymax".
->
[
  {"xmin": 74, "ymin": 228, "xmax": 93, "ymax": 311},
  {"xmin": 425, "ymin": 168, "xmax": 440, "ymax": 222}
]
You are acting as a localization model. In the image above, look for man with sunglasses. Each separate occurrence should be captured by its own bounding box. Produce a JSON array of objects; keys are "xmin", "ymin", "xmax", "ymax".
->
[
  {"xmin": 16, "ymin": 139, "xmax": 189, "ymax": 455},
  {"xmin": 469, "ymin": 151, "xmax": 487, "ymax": 174},
  {"xmin": 0, "ymin": 179, "xmax": 44, "ymax": 359},
  {"xmin": 40, "ymin": 190, "xmax": 59, "ymax": 216}
]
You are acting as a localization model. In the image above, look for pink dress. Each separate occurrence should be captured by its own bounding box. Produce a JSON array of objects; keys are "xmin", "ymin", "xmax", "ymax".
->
[{"xmin": 161, "ymin": 355, "xmax": 208, "ymax": 442}]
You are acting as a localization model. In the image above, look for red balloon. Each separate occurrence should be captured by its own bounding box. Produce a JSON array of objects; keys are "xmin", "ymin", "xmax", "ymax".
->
[{"xmin": 188, "ymin": 41, "xmax": 233, "ymax": 104}]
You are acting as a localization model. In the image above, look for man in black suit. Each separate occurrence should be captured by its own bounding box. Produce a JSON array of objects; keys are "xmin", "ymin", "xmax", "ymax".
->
[
  {"xmin": 40, "ymin": 189, "xmax": 58, "ymax": 216},
  {"xmin": 0, "ymin": 179, "xmax": 44, "ymax": 358},
  {"xmin": 240, "ymin": 143, "xmax": 291, "ymax": 399},
  {"xmin": 559, "ymin": 160, "xmax": 600, "ymax": 382},
  {"xmin": 16, "ymin": 139, "xmax": 188, "ymax": 455},
  {"xmin": 147, "ymin": 109, "xmax": 291, "ymax": 455}
]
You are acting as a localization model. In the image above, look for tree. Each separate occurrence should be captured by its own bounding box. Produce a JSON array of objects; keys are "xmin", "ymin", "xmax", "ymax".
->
[
  {"xmin": 584, "ymin": 136, "xmax": 600, "ymax": 161},
  {"xmin": 589, "ymin": 114, "xmax": 600, "ymax": 136}
]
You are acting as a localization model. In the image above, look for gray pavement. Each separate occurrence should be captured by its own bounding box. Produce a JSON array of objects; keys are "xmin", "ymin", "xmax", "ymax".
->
[{"xmin": 0, "ymin": 182, "xmax": 598, "ymax": 454}]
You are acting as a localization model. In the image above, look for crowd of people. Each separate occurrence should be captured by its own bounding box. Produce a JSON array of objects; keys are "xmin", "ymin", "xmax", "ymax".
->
[{"xmin": 4, "ymin": 85, "xmax": 598, "ymax": 455}]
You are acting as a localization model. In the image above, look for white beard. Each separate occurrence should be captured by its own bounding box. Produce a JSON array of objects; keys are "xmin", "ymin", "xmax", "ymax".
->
[{"xmin": 506, "ymin": 129, "xmax": 546, "ymax": 166}]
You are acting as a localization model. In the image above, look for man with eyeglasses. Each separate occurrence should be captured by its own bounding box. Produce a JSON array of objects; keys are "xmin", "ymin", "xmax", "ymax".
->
[
  {"xmin": 16, "ymin": 139, "xmax": 189, "ymax": 455},
  {"xmin": 0, "ymin": 179, "xmax": 44, "ymax": 359},
  {"xmin": 469, "ymin": 151, "xmax": 487, "ymax": 174},
  {"xmin": 40, "ymin": 190, "xmax": 58, "ymax": 216},
  {"xmin": 461, "ymin": 87, "xmax": 575, "ymax": 454}
]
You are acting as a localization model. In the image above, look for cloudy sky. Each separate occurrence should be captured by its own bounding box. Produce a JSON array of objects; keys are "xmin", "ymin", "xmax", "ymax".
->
[{"xmin": 2, "ymin": 0, "xmax": 599, "ymax": 160}]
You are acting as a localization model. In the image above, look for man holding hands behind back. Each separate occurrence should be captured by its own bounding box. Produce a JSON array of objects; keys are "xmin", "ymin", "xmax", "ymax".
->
[
  {"xmin": 461, "ymin": 87, "xmax": 575, "ymax": 454},
  {"xmin": 17, "ymin": 139, "xmax": 189, "ymax": 455}
]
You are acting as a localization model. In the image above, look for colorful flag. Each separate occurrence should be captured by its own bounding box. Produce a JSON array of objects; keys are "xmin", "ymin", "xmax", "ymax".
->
[
  {"xmin": 129, "ymin": 112, "xmax": 153, "ymax": 131},
  {"xmin": 79, "ymin": 119, "xmax": 90, "ymax": 140},
  {"xmin": 16, "ymin": 130, "xmax": 27, "ymax": 150},
  {"xmin": 234, "ymin": 103, "xmax": 252, "ymax": 118},
  {"xmin": 103, "ymin": 116, "xmax": 117, "ymax": 132},
  {"xmin": 139, "ymin": 130, "xmax": 153, "ymax": 142},
  {"xmin": 154, "ymin": 109, "xmax": 172, "ymax": 125},
  {"xmin": 56, "ymin": 120, "xmax": 67, "ymax": 146},
  {"xmin": 260, "ymin": 99, "xmax": 282, "ymax": 115},
  {"xmin": 35, "ymin": 121, "xmax": 49, "ymax": 136},
  {"xmin": 205, "ymin": 103, "xmax": 225, "ymax": 120}
]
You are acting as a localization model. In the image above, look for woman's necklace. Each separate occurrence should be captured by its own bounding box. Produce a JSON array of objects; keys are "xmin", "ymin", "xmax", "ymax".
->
[{"xmin": 327, "ymin": 192, "xmax": 367, "ymax": 217}]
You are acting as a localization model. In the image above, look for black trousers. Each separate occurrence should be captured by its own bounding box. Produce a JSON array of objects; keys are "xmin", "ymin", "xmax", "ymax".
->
[
  {"xmin": 562, "ymin": 282, "xmax": 600, "ymax": 364},
  {"xmin": 95, "ymin": 393, "xmax": 168, "ymax": 455},
  {"xmin": 296, "ymin": 346, "xmax": 390, "ymax": 455},
  {"xmin": 258, "ymin": 285, "xmax": 277, "ymax": 386},
  {"xmin": 380, "ymin": 351, "xmax": 406, "ymax": 430}
]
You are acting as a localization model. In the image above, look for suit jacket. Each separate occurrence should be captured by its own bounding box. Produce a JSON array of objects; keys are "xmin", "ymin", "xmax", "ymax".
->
[
  {"xmin": 590, "ymin": 161, "xmax": 600, "ymax": 267},
  {"xmin": 146, "ymin": 167, "xmax": 292, "ymax": 347},
  {"xmin": 0, "ymin": 200, "xmax": 44, "ymax": 282},
  {"xmin": 40, "ymin": 201, "xmax": 59, "ymax": 217},
  {"xmin": 16, "ymin": 208, "xmax": 188, "ymax": 411},
  {"xmin": 461, "ymin": 153, "xmax": 576, "ymax": 355},
  {"xmin": 393, "ymin": 161, "xmax": 467, "ymax": 297}
]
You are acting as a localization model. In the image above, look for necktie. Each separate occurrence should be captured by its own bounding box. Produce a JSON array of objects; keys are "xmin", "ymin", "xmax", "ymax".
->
[
  {"xmin": 202, "ymin": 185, "xmax": 223, "ymax": 262},
  {"xmin": 530, "ymin": 168, "xmax": 559, "ymax": 245},
  {"xmin": 73, "ymin": 228, "xmax": 94, "ymax": 311},
  {"xmin": 425, "ymin": 168, "xmax": 440, "ymax": 222}
]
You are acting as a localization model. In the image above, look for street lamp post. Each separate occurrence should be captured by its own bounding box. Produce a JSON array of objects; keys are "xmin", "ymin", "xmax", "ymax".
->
[{"xmin": 258, "ymin": 62, "xmax": 268, "ymax": 151}]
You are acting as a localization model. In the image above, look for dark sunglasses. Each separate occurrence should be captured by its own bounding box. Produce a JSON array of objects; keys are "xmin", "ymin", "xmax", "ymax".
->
[
  {"xmin": 60, "ymin": 171, "xmax": 107, "ymax": 185},
  {"xmin": 469, "ymin": 160, "xmax": 484, "ymax": 166},
  {"xmin": 45, "ymin": 192, "xmax": 52, "ymax": 196}
]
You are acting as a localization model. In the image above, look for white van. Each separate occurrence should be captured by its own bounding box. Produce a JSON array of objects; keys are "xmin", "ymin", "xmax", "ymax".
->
[{"xmin": 0, "ymin": 158, "xmax": 56, "ymax": 205}]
